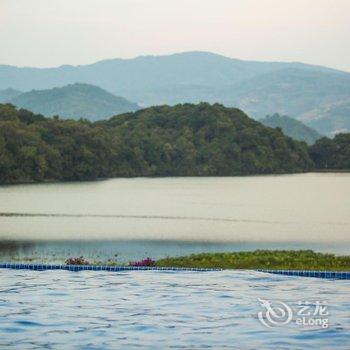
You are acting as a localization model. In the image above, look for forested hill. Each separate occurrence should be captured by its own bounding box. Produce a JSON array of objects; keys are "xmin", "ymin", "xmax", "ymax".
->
[
  {"xmin": 9, "ymin": 83, "xmax": 140, "ymax": 121},
  {"xmin": 0, "ymin": 102, "xmax": 331, "ymax": 184},
  {"xmin": 309, "ymin": 134, "xmax": 350, "ymax": 170},
  {"xmin": 260, "ymin": 113, "xmax": 322, "ymax": 145}
]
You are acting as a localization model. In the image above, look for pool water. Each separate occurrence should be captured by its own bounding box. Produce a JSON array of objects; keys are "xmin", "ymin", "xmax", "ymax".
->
[{"xmin": 0, "ymin": 270, "xmax": 349, "ymax": 349}]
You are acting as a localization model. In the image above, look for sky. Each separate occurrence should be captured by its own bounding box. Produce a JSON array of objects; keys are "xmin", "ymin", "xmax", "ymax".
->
[{"xmin": 1, "ymin": 0, "xmax": 350, "ymax": 71}]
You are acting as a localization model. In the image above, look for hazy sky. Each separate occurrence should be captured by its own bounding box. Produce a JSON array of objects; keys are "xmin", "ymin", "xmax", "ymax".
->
[{"xmin": 1, "ymin": 0, "xmax": 350, "ymax": 71}]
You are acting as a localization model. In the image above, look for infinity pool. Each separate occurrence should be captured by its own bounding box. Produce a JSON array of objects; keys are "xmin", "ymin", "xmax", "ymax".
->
[{"xmin": 0, "ymin": 270, "xmax": 349, "ymax": 349}]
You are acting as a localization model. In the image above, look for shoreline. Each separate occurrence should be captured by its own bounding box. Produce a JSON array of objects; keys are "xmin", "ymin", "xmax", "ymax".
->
[{"xmin": 1, "ymin": 170, "xmax": 349, "ymax": 186}]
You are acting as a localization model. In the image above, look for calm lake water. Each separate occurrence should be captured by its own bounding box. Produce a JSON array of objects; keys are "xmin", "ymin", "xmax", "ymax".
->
[
  {"xmin": 0, "ymin": 173, "xmax": 349, "ymax": 262},
  {"xmin": 0, "ymin": 269, "xmax": 349, "ymax": 349}
]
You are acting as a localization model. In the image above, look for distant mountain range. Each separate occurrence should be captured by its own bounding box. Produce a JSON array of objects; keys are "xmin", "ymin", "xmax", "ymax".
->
[
  {"xmin": 0, "ymin": 88, "xmax": 22, "ymax": 102},
  {"xmin": 0, "ymin": 51, "xmax": 349, "ymax": 135},
  {"xmin": 298, "ymin": 100, "xmax": 350, "ymax": 136},
  {"xmin": 260, "ymin": 114, "xmax": 322, "ymax": 144},
  {"xmin": 1, "ymin": 84, "xmax": 140, "ymax": 121}
]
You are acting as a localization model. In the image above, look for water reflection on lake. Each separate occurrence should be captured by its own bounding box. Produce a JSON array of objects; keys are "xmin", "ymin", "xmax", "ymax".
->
[{"xmin": 0, "ymin": 173, "xmax": 349, "ymax": 261}]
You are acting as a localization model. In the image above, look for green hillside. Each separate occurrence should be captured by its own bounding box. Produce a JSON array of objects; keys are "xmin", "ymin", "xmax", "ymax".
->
[
  {"xmin": 10, "ymin": 83, "xmax": 139, "ymax": 121},
  {"xmin": 309, "ymin": 133, "xmax": 350, "ymax": 169},
  {"xmin": 0, "ymin": 103, "xmax": 314, "ymax": 184},
  {"xmin": 260, "ymin": 113, "xmax": 322, "ymax": 144}
]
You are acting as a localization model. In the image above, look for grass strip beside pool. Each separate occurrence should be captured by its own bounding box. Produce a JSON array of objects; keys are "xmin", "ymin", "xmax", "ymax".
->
[{"xmin": 155, "ymin": 250, "xmax": 350, "ymax": 271}]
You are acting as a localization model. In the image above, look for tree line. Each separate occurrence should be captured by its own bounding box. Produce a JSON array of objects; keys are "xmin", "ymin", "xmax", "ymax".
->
[{"xmin": 0, "ymin": 103, "xmax": 348, "ymax": 184}]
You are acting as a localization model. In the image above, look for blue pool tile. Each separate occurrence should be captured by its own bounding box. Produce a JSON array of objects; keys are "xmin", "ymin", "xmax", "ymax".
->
[{"xmin": 0, "ymin": 263, "xmax": 347, "ymax": 279}]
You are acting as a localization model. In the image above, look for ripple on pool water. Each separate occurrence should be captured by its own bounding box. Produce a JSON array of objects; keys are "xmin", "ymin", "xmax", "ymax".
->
[{"xmin": 0, "ymin": 269, "xmax": 349, "ymax": 349}]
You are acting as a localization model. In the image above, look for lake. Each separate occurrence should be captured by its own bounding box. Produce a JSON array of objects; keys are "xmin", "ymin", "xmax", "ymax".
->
[{"xmin": 0, "ymin": 173, "xmax": 349, "ymax": 262}]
